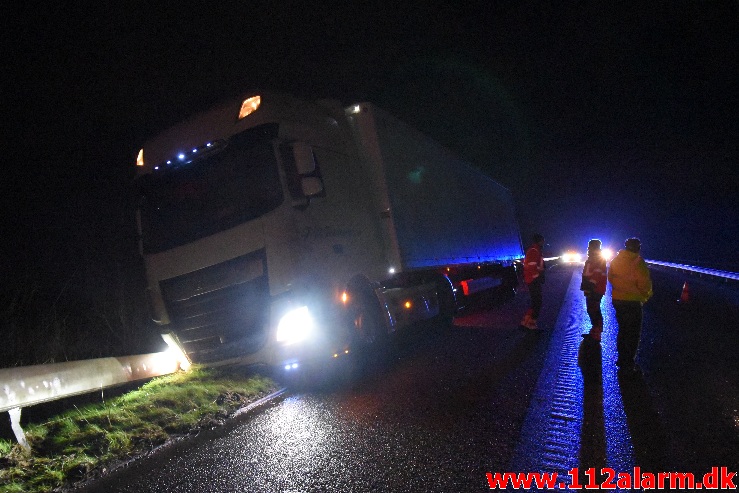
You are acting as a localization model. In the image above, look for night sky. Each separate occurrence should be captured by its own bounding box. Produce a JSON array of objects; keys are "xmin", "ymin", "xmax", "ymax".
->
[{"xmin": 4, "ymin": 1, "xmax": 738, "ymax": 282}]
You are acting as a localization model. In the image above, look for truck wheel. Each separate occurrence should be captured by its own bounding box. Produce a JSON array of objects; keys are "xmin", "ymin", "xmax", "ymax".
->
[
  {"xmin": 351, "ymin": 294, "xmax": 385, "ymax": 347},
  {"xmin": 502, "ymin": 265, "xmax": 519, "ymax": 299},
  {"xmin": 435, "ymin": 275, "xmax": 456, "ymax": 326},
  {"xmin": 345, "ymin": 276, "xmax": 387, "ymax": 350}
]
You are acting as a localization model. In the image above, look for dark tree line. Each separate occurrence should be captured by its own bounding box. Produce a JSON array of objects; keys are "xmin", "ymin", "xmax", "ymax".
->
[{"xmin": 1, "ymin": 190, "xmax": 163, "ymax": 368}]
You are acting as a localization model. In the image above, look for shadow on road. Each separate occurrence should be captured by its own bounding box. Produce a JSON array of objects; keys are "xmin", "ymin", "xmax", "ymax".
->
[
  {"xmin": 577, "ymin": 337, "xmax": 669, "ymax": 478},
  {"xmin": 618, "ymin": 370, "xmax": 669, "ymax": 472},
  {"xmin": 578, "ymin": 338, "xmax": 606, "ymax": 484}
]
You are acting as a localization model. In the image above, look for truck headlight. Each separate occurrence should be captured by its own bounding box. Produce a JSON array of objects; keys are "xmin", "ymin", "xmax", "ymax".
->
[{"xmin": 276, "ymin": 306, "xmax": 314, "ymax": 345}]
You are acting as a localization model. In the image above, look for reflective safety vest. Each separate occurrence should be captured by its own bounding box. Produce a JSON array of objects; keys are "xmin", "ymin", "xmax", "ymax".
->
[
  {"xmin": 523, "ymin": 244, "xmax": 544, "ymax": 284},
  {"xmin": 582, "ymin": 254, "xmax": 607, "ymax": 295}
]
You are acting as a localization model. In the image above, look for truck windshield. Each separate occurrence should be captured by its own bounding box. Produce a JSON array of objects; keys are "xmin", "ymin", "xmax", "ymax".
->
[{"xmin": 137, "ymin": 124, "xmax": 283, "ymax": 253}]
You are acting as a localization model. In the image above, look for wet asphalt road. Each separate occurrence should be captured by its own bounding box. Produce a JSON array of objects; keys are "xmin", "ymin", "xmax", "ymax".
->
[
  {"xmin": 630, "ymin": 267, "xmax": 738, "ymax": 474},
  {"xmin": 75, "ymin": 264, "xmax": 738, "ymax": 492}
]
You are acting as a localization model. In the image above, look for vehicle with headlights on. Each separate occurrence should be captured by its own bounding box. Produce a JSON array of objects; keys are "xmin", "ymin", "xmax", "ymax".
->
[
  {"xmin": 560, "ymin": 251, "xmax": 583, "ymax": 263},
  {"xmin": 133, "ymin": 92, "xmax": 523, "ymax": 373}
]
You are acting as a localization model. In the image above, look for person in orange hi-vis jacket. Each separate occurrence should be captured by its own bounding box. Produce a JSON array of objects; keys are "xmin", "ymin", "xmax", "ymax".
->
[
  {"xmin": 580, "ymin": 239, "xmax": 608, "ymax": 341},
  {"xmin": 520, "ymin": 233, "xmax": 546, "ymax": 330}
]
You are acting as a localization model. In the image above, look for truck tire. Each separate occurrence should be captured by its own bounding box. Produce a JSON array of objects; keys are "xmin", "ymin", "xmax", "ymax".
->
[
  {"xmin": 350, "ymin": 293, "xmax": 385, "ymax": 347},
  {"xmin": 346, "ymin": 277, "xmax": 387, "ymax": 350},
  {"xmin": 502, "ymin": 265, "xmax": 519, "ymax": 299},
  {"xmin": 434, "ymin": 274, "xmax": 456, "ymax": 326}
]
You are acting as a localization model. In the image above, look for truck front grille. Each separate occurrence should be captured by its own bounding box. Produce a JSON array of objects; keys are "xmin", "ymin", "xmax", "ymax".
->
[{"xmin": 159, "ymin": 250, "xmax": 269, "ymax": 364}]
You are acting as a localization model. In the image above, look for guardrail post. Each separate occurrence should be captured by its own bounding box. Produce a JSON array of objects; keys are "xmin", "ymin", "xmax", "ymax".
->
[{"xmin": 8, "ymin": 407, "xmax": 31, "ymax": 453}]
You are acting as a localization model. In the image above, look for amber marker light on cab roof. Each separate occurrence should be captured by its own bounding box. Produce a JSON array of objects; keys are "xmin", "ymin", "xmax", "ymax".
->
[
  {"xmin": 136, "ymin": 148, "xmax": 144, "ymax": 167},
  {"xmin": 238, "ymin": 95, "xmax": 261, "ymax": 119}
]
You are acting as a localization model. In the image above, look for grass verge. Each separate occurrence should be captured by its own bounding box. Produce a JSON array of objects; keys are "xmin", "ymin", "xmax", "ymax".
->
[{"xmin": 0, "ymin": 366, "xmax": 278, "ymax": 493}]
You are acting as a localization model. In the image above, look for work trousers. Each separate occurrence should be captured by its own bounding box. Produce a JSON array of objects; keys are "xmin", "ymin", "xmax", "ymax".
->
[
  {"xmin": 612, "ymin": 300, "xmax": 643, "ymax": 367},
  {"xmin": 528, "ymin": 277, "xmax": 543, "ymax": 319},
  {"xmin": 585, "ymin": 294, "xmax": 603, "ymax": 327}
]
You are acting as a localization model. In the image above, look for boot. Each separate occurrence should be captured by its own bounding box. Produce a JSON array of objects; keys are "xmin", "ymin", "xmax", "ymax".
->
[
  {"xmin": 589, "ymin": 323, "xmax": 602, "ymax": 341},
  {"xmin": 519, "ymin": 313, "xmax": 531, "ymax": 329}
]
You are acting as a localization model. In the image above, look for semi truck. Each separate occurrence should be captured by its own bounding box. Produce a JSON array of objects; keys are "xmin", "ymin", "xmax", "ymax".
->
[{"xmin": 134, "ymin": 92, "xmax": 523, "ymax": 371}]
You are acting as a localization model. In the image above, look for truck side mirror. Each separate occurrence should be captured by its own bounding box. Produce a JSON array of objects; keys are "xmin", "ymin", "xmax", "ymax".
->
[
  {"xmin": 301, "ymin": 176, "xmax": 324, "ymax": 197},
  {"xmin": 292, "ymin": 142, "xmax": 316, "ymax": 175},
  {"xmin": 281, "ymin": 141, "xmax": 325, "ymax": 208}
]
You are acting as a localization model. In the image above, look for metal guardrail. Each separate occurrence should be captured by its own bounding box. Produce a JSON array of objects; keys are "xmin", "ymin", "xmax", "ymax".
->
[
  {"xmin": 554, "ymin": 256, "xmax": 738, "ymax": 282},
  {"xmin": 1, "ymin": 334, "xmax": 189, "ymax": 451},
  {"xmin": 3, "ymin": 259, "xmax": 736, "ymax": 451},
  {"xmin": 0, "ymin": 353, "xmax": 181, "ymax": 414},
  {"xmin": 645, "ymin": 260, "xmax": 739, "ymax": 281}
]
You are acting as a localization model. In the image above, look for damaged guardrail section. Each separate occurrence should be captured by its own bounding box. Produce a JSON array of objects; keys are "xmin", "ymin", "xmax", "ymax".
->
[{"xmin": 1, "ymin": 351, "xmax": 183, "ymax": 451}]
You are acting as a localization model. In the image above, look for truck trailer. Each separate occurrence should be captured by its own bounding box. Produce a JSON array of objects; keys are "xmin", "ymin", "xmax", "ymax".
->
[{"xmin": 134, "ymin": 92, "xmax": 523, "ymax": 370}]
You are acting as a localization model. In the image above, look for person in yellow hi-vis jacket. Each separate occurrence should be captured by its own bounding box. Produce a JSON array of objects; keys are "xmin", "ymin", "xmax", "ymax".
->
[{"xmin": 607, "ymin": 237, "xmax": 653, "ymax": 376}]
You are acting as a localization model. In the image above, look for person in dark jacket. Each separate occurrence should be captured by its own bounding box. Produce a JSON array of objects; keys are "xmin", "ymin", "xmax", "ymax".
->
[
  {"xmin": 580, "ymin": 239, "xmax": 607, "ymax": 341},
  {"xmin": 520, "ymin": 233, "xmax": 545, "ymax": 330}
]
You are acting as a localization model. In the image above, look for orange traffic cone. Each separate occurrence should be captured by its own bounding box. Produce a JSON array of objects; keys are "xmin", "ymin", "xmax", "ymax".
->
[{"xmin": 677, "ymin": 281, "xmax": 691, "ymax": 303}]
